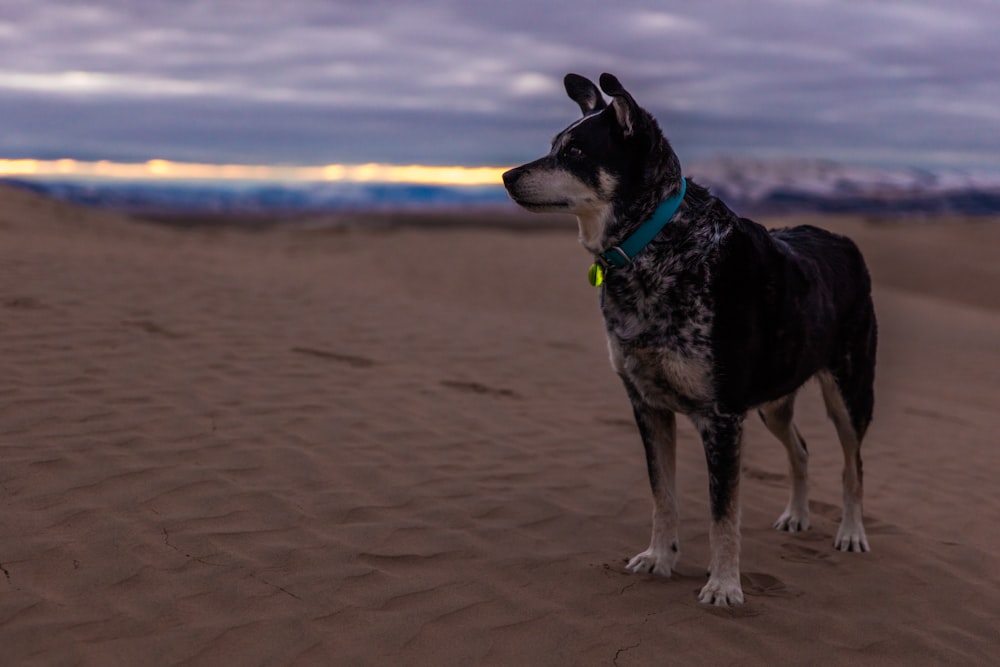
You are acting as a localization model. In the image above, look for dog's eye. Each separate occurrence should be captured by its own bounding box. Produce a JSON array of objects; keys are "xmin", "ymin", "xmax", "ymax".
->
[{"xmin": 565, "ymin": 146, "xmax": 585, "ymax": 159}]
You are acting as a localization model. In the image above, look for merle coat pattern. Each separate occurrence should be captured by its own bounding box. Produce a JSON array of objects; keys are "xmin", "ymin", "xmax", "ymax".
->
[{"xmin": 502, "ymin": 73, "xmax": 877, "ymax": 606}]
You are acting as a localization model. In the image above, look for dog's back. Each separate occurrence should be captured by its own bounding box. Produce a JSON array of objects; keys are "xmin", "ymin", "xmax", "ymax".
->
[{"xmin": 711, "ymin": 218, "xmax": 876, "ymax": 427}]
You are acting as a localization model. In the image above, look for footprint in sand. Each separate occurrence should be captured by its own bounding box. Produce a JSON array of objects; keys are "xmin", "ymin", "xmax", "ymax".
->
[
  {"xmin": 3, "ymin": 296, "xmax": 46, "ymax": 309},
  {"xmin": 122, "ymin": 319, "xmax": 185, "ymax": 339},
  {"xmin": 290, "ymin": 346, "xmax": 375, "ymax": 368},
  {"xmin": 440, "ymin": 380, "xmax": 521, "ymax": 399},
  {"xmin": 742, "ymin": 572, "xmax": 802, "ymax": 599},
  {"xmin": 780, "ymin": 543, "xmax": 835, "ymax": 567},
  {"xmin": 808, "ymin": 500, "xmax": 843, "ymax": 521}
]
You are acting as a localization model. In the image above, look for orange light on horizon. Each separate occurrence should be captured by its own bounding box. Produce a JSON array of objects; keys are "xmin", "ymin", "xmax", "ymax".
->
[
  {"xmin": 146, "ymin": 159, "xmax": 172, "ymax": 176},
  {"xmin": 0, "ymin": 159, "xmax": 40, "ymax": 176},
  {"xmin": 0, "ymin": 158, "xmax": 510, "ymax": 186}
]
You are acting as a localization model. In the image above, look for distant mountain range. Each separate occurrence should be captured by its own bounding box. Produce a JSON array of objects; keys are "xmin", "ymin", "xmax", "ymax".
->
[
  {"xmin": 4, "ymin": 158, "xmax": 1000, "ymax": 219},
  {"xmin": 686, "ymin": 158, "xmax": 1000, "ymax": 216},
  {"xmin": 0, "ymin": 179, "xmax": 510, "ymax": 216}
]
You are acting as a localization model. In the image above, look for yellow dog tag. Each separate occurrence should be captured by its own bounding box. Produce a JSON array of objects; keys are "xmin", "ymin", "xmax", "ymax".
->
[{"xmin": 588, "ymin": 263, "xmax": 605, "ymax": 287}]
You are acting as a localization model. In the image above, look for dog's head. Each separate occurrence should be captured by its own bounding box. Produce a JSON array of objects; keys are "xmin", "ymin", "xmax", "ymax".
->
[{"xmin": 502, "ymin": 73, "xmax": 681, "ymax": 252}]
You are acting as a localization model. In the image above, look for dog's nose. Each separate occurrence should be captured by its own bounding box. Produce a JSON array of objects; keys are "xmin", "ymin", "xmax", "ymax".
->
[{"xmin": 502, "ymin": 167, "xmax": 520, "ymax": 189}]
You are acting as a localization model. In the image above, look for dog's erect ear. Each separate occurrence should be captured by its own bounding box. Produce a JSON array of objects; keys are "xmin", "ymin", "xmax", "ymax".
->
[
  {"xmin": 564, "ymin": 73, "xmax": 606, "ymax": 115},
  {"xmin": 599, "ymin": 72, "xmax": 639, "ymax": 137}
]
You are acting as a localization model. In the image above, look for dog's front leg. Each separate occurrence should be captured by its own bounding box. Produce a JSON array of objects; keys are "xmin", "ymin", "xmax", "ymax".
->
[
  {"xmin": 693, "ymin": 412, "xmax": 745, "ymax": 606},
  {"xmin": 624, "ymin": 394, "xmax": 680, "ymax": 578}
]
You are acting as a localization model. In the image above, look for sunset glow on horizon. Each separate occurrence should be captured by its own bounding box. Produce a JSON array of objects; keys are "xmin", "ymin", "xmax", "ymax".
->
[{"xmin": 0, "ymin": 158, "xmax": 510, "ymax": 186}]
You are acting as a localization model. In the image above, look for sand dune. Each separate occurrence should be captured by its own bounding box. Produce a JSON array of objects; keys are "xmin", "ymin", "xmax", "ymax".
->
[{"xmin": 1, "ymin": 184, "xmax": 998, "ymax": 664}]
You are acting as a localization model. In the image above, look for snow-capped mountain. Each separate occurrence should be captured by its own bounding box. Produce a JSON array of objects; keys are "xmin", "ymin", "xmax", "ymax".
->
[{"xmin": 685, "ymin": 157, "xmax": 1000, "ymax": 215}]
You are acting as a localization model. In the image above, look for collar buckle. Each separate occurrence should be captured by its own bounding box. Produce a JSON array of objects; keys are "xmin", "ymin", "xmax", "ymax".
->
[{"xmin": 606, "ymin": 246, "xmax": 631, "ymax": 267}]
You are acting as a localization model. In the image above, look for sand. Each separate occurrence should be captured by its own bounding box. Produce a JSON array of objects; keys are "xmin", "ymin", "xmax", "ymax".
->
[{"xmin": 1, "ymin": 183, "xmax": 998, "ymax": 665}]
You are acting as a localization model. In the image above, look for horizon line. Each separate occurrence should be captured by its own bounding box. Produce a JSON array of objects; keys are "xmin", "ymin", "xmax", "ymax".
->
[{"xmin": 0, "ymin": 158, "xmax": 511, "ymax": 186}]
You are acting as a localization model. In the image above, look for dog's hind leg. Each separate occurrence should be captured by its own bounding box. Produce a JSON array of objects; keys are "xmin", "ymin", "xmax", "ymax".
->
[
  {"xmin": 624, "ymin": 400, "xmax": 681, "ymax": 578},
  {"xmin": 818, "ymin": 369, "xmax": 871, "ymax": 552},
  {"xmin": 758, "ymin": 393, "xmax": 810, "ymax": 532},
  {"xmin": 820, "ymin": 299, "xmax": 876, "ymax": 553},
  {"xmin": 692, "ymin": 412, "xmax": 744, "ymax": 606}
]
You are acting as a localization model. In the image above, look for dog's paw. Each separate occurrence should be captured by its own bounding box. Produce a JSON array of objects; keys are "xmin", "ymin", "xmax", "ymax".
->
[
  {"xmin": 834, "ymin": 524, "xmax": 870, "ymax": 552},
  {"xmin": 626, "ymin": 547, "xmax": 677, "ymax": 577},
  {"xmin": 773, "ymin": 508, "xmax": 811, "ymax": 533},
  {"xmin": 698, "ymin": 576, "xmax": 744, "ymax": 606}
]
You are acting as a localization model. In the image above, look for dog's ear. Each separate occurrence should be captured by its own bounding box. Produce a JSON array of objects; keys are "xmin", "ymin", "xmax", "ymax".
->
[
  {"xmin": 599, "ymin": 72, "xmax": 639, "ymax": 137},
  {"xmin": 564, "ymin": 73, "xmax": 606, "ymax": 115}
]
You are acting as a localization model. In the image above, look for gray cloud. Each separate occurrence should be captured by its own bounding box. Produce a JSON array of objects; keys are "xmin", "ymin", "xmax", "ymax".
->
[{"xmin": 1, "ymin": 0, "xmax": 998, "ymax": 169}]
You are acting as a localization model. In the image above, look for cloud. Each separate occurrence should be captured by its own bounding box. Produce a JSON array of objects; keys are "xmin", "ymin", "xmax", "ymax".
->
[
  {"xmin": 0, "ymin": 70, "xmax": 211, "ymax": 97},
  {"xmin": 625, "ymin": 10, "xmax": 705, "ymax": 35},
  {"xmin": 0, "ymin": 0, "xmax": 998, "ymax": 169},
  {"xmin": 509, "ymin": 72, "xmax": 562, "ymax": 97}
]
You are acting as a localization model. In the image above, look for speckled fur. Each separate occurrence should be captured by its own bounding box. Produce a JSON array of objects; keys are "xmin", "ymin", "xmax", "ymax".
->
[{"xmin": 503, "ymin": 73, "xmax": 878, "ymax": 607}]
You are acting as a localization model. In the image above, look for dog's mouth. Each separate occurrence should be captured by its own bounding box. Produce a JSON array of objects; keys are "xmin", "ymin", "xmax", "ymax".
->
[
  {"xmin": 522, "ymin": 201, "xmax": 570, "ymax": 211},
  {"xmin": 508, "ymin": 195, "xmax": 570, "ymax": 211}
]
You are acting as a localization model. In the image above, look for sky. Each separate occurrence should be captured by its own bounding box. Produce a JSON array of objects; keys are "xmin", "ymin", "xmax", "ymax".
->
[{"xmin": 1, "ymin": 0, "xmax": 999, "ymax": 179}]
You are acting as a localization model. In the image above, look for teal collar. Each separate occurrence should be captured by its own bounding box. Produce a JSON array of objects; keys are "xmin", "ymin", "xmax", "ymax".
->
[{"xmin": 597, "ymin": 177, "xmax": 687, "ymax": 268}]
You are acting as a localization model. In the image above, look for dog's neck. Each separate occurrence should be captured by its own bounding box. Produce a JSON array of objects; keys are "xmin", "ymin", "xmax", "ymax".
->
[
  {"xmin": 576, "ymin": 205, "xmax": 616, "ymax": 254},
  {"xmin": 579, "ymin": 175, "xmax": 685, "ymax": 257}
]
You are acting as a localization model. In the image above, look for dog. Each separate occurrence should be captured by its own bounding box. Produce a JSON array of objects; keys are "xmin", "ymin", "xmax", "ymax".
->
[{"xmin": 502, "ymin": 73, "xmax": 877, "ymax": 606}]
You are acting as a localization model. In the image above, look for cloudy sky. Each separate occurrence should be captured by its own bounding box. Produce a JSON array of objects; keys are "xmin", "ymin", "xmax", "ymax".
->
[{"xmin": 1, "ymin": 0, "xmax": 998, "ymax": 171}]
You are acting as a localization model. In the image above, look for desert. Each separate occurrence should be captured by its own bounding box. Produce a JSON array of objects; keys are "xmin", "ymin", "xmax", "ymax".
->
[{"xmin": 1, "ymin": 183, "xmax": 999, "ymax": 664}]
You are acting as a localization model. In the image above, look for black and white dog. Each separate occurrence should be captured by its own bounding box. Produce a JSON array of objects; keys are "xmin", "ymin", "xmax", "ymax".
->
[{"xmin": 503, "ymin": 73, "xmax": 877, "ymax": 606}]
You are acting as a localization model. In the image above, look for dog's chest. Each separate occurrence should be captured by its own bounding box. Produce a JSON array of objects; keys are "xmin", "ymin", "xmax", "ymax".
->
[{"xmin": 602, "ymin": 269, "xmax": 715, "ymax": 412}]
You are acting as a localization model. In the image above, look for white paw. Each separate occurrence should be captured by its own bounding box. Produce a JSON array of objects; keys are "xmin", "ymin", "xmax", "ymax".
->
[
  {"xmin": 698, "ymin": 576, "xmax": 744, "ymax": 606},
  {"xmin": 834, "ymin": 524, "xmax": 870, "ymax": 552},
  {"xmin": 626, "ymin": 547, "xmax": 677, "ymax": 577},
  {"xmin": 773, "ymin": 508, "xmax": 810, "ymax": 533}
]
